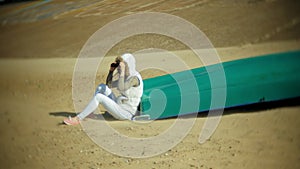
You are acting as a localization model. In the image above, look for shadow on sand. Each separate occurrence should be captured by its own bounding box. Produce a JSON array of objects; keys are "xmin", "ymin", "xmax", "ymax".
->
[
  {"xmin": 49, "ymin": 111, "xmax": 118, "ymax": 124},
  {"xmin": 49, "ymin": 97, "xmax": 300, "ymax": 122},
  {"xmin": 191, "ymin": 97, "xmax": 300, "ymax": 119}
]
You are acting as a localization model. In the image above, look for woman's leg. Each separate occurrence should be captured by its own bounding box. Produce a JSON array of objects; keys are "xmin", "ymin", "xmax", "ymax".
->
[
  {"xmin": 64, "ymin": 84, "xmax": 130, "ymax": 125},
  {"xmin": 95, "ymin": 83, "xmax": 116, "ymax": 101},
  {"xmin": 77, "ymin": 93, "xmax": 133, "ymax": 120},
  {"xmin": 76, "ymin": 83, "xmax": 117, "ymax": 120}
]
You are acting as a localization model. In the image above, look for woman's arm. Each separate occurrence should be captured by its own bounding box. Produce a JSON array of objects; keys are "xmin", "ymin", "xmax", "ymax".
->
[
  {"xmin": 105, "ymin": 70, "xmax": 114, "ymax": 87},
  {"xmin": 106, "ymin": 62, "xmax": 119, "ymax": 88},
  {"xmin": 118, "ymin": 76, "xmax": 140, "ymax": 91},
  {"xmin": 117, "ymin": 62, "xmax": 140, "ymax": 91}
]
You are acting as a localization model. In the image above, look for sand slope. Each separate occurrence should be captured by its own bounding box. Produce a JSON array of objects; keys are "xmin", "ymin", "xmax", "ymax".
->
[{"xmin": 0, "ymin": 41, "xmax": 299, "ymax": 169}]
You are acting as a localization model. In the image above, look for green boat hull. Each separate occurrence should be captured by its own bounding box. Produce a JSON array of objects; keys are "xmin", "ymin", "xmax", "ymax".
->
[{"xmin": 141, "ymin": 50, "xmax": 300, "ymax": 119}]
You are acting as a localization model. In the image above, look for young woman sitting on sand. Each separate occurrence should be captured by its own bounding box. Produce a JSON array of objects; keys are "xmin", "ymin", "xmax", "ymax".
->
[{"xmin": 63, "ymin": 53, "xmax": 143, "ymax": 125}]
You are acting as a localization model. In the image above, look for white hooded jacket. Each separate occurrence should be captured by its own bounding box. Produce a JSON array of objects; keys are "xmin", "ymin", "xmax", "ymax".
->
[{"xmin": 117, "ymin": 53, "xmax": 143, "ymax": 114}]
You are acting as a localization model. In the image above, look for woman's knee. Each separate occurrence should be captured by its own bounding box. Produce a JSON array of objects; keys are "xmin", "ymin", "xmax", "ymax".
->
[
  {"xmin": 96, "ymin": 83, "xmax": 107, "ymax": 94},
  {"xmin": 94, "ymin": 93, "xmax": 105, "ymax": 103},
  {"xmin": 95, "ymin": 84, "xmax": 115, "ymax": 100},
  {"xmin": 96, "ymin": 83, "xmax": 113, "ymax": 96}
]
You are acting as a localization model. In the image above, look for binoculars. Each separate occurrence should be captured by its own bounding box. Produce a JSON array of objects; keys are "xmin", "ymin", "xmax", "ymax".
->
[{"xmin": 111, "ymin": 62, "xmax": 119, "ymax": 68}]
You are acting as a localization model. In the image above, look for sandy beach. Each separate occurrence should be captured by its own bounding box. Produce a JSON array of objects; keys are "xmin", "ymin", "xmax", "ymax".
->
[{"xmin": 0, "ymin": 0, "xmax": 299, "ymax": 169}]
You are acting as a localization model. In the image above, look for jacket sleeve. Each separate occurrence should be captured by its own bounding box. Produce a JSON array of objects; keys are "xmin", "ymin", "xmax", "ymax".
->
[
  {"xmin": 118, "ymin": 76, "xmax": 140, "ymax": 91},
  {"xmin": 105, "ymin": 71, "xmax": 114, "ymax": 88}
]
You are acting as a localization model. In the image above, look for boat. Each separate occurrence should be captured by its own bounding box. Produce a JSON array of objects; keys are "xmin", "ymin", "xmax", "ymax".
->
[{"xmin": 140, "ymin": 50, "xmax": 300, "ymax": 119}]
